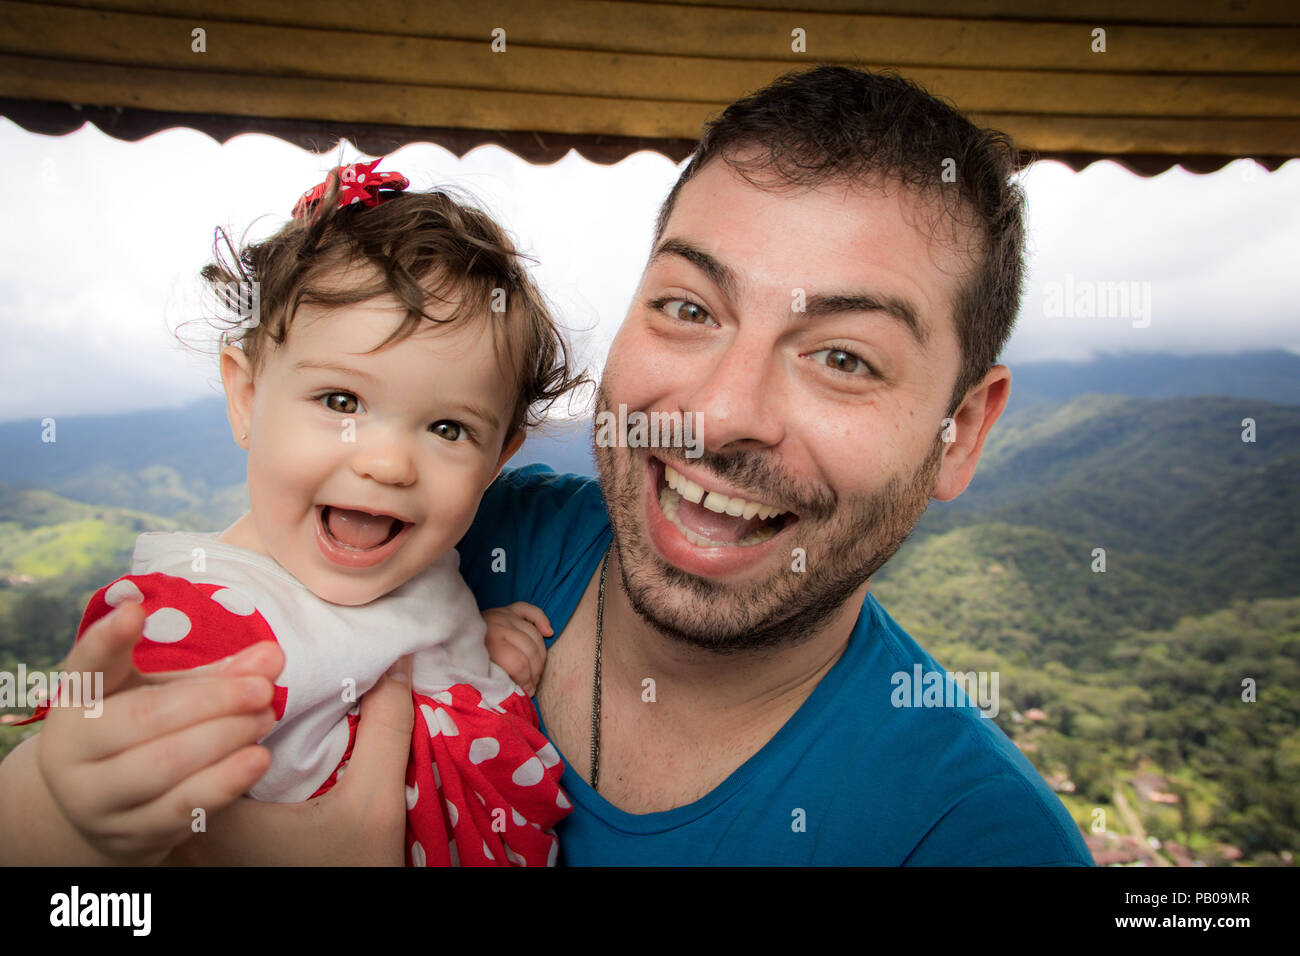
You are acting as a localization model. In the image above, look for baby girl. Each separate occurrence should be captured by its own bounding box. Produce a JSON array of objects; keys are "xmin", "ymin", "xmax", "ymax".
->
[{"xmin": 18, "ymin": 158, "xmax": 585, "ymax": 866}]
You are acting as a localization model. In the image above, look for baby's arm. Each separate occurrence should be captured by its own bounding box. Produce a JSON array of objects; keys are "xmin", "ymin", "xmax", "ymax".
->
[
  {"xmin": 482, "ymin": 602, "xmax": 552, "ymax": 697},
  {"xmin": 0, "ymin": 602, "xmax": 279, "ymax": 865}
]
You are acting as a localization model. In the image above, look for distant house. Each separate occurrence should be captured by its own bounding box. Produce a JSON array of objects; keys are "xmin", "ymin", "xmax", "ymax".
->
[
  {"xmin": 1044, "ymin": 771, "xmax": 1076, "ymax": 793},
  {"xmin": 1134, "ymin": 773, "xmax": 1180, "ymax": 804},
  {"xmin": 1085, "ymin": 832, "xmax": 1159, "ymax": 867}
]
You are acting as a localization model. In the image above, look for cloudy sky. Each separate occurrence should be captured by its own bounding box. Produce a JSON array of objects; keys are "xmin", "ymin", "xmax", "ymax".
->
[{"xmin": 1, "ymin": 118, "xmax": 1296, "ymax": 423}]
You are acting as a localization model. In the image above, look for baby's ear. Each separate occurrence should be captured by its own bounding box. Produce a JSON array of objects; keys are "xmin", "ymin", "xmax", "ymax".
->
[
  {"xmin": 220, "ymin": 345, "xmax": 256, "ymax": 449},
  {"xmin": 492, "ymin": 429, "xmax": 526, "ymax": 479}
]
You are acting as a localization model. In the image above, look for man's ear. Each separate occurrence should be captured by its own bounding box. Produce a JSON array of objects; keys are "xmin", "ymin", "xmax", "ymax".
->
[
  {"xmin": 220, "ymin": 345, "xmax": 256, "ymax": 450},
  {"xmin": 932, "ymin": 365, "xmax": 1010, "ymax": 503},
  {"xmin": 492, "ymin": 429, "xmax": 526, "ymax": 481}
]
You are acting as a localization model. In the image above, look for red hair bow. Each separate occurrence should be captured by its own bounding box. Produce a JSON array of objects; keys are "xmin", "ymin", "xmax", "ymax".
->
[{"xmin": 292, "ymin": 158, "xmax": 410, "ymax": 219}]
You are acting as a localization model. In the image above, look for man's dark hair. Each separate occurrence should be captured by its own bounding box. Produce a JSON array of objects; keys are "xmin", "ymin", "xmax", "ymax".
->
[{"xmin": 655, "ymin": 65, "xmax": 1026, "ymax": 418}]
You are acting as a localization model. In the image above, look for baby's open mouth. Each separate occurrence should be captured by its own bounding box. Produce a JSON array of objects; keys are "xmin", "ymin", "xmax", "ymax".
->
[
  {"xmin": 320, "ymin": 506, "xmax": 409, "ymax": 551},
  {"xmin": 654, "ymin": 457, "xmax": 796, "ymax": 547}
]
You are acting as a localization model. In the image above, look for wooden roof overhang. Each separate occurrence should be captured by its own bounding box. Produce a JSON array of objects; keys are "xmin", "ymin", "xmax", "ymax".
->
[{"xmin": 1, "ymin": 0, "xmax": 1297, "ymax": 174}]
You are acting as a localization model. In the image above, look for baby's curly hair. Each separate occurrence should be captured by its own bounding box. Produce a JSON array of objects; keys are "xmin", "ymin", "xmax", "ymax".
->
[{"xmin": 202, "ymin": 169, "xmax": 588, "ymax": 441}]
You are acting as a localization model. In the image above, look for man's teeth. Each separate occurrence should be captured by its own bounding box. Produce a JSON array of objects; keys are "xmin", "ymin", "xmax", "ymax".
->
[
  {"xmin": 664, "ymin": 464, "xmax": 784, "ymax": 520},
  {"xmin": 660, "ymin": 465, "xmax": 783, "ymax": 547}
]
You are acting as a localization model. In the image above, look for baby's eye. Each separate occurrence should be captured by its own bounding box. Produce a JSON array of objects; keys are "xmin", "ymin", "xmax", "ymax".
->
[
  {"xmin": 430, "ymin": 420, "xmax": 469, "ymax": 443},
  {"xmin": 321, "ymin": 391, "xmax": 361, "ymax": 414},
  {"xmin": 808, "ymin": 348, "xmax": 875, "ymax": 377},
  {"xmin": 659, "ymin": 299, "xmax": 714, "ymax": 325}
]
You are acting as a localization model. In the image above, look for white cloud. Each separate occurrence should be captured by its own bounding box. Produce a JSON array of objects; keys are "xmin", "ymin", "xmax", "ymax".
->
[
  {"xmin": 2, "ymin": 118, "xmax": 1296, "ymax": 421},
  {"xmin": 1009, "ymin": 158, "xmax": 1300, "ymax": 362}
]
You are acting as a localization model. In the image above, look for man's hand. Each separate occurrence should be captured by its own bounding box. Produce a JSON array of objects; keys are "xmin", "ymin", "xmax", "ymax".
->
[
  {"xmin": 166, "ymin": 656, "xmax": 414, "ymax": 866},
  {"xmin": 482, "ymin": 602, "xmax": 552, "ymax": 697},
  {"xmin": 0, "ymin": 601, "xmax": 281, "ymax": 865}
]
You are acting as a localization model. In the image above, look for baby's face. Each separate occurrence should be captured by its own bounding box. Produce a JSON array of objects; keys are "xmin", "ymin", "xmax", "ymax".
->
[{"xmin": 226, "ymin": 291, "xmax": 520, "ymax": 605}]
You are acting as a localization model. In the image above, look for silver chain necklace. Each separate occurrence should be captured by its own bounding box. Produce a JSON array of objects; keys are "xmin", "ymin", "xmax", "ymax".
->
[{"xmin": 589, "ymin": 545, "xmax": 611, "ymax": 792}]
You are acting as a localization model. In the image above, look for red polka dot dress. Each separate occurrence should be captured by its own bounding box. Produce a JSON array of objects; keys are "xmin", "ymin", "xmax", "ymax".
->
[{"xmin": 21, "ymin": 532, "xmax": 569, "ymax": 866}]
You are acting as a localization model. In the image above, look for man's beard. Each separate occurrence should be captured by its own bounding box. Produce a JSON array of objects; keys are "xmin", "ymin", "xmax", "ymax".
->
[{"xmin": 592, "ymin": 387, "xmax": 944, "ymax": 655}]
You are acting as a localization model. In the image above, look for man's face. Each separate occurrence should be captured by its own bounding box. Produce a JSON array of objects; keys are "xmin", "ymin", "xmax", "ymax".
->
[{"xmin": 596, "ymin": 158, "xmax": 968, "ymax": 652}]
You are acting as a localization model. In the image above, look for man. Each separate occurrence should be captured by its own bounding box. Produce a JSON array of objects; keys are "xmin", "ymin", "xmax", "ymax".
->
[
  {"xmin": 454, "ymin": 66, "xmax": 1091, "ymax": 864},
  {"xmin": 0, "ymin": 66, "xmax": 1091, "ymax": 866}
]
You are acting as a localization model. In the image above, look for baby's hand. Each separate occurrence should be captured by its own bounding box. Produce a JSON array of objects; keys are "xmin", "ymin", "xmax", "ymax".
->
[{"xmin": 482, "ymin": 602, "xmax": 552, "ymax": 697}]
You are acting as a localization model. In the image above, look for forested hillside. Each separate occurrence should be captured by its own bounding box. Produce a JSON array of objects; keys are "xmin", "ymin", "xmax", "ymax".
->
[
  {"xmin": 1, "ymin": 369, "xmax": 1297, "ymax": 864},
  {"xmin": 873, "ymin": 394, "xmax": 1299, "ymax": 865}
]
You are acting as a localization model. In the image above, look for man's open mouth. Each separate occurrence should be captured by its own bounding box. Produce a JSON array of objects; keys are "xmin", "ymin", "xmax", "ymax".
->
[
  {"xmin": 653, "ymin": 457, "xmax": 797, "ymax": 547},
  {"xmin": 319, "ymin": 505, "xmax": 410, "ymax": 551}
]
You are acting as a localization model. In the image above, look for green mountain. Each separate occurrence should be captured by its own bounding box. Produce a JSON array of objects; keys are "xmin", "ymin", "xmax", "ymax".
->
[
  {"xmin": 911, "ymin": 395, "xmax": 1300, "ymax": 602},
  {"xmin": 868, "ymin": 394, "xmax": 1300, "ymax": 864},
  {"xmin": 0, "ymin": 398, "xmax": 248, "ymax": 528},
  {"xmin": 0, "ymin": 483, "xmax": 180, "ymax": 580},
  {"xmin": 0, "ymin": 485, "xmax": 180, "ymax": 704}
]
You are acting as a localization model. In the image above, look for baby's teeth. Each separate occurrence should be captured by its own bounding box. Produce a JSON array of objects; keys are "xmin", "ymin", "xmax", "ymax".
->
[{"xmin": 702, "ymin": 492, "xmax": 729, "ymax": 514}]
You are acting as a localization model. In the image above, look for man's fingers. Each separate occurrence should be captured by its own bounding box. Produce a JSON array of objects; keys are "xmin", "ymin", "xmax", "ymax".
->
[
  {"xmin": 92, "ymin": 707, "xmax": 275, "ymax": 811},
  {"xmin": 95, "ymin": 744, "xmax": 273, "ymax": 859},
  {"xmin": 134, "ymin": 641, "xmax": 285, "ymax": 685},
  {"xmin": 46, "ymin": 673, "xmax": 276, "ymax": 765},
  {"xmin": 59, "ymin": 602, "xmax": 148, "ymax": 698},
  {"xmin": 341, "ymin": 656, "xmax": 414, "ymax": 791},
  {"xmin": 76, "ymin": 708, "xmax": 276, "ymax": 812},
  {"xmin": 507, "ymin": 602, "xmax": 554, "ymax": 637}
]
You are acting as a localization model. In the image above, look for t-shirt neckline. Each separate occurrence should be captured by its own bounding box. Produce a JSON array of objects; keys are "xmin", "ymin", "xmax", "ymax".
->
[{"xmin": 536, "ymin": 539, "xmax": 878, "ymax": 835}]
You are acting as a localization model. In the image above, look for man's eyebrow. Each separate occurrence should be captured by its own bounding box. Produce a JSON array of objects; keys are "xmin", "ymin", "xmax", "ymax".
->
[
  {"xmin": 803, "ymin": 292, "xmax": 929, "ymax": 349},
  {"xmin": 650, "ymin": 240, "xmax": 927, "ymax": 348},
  {"xmin": 650, "ymin": 238, "xmax": 740, "ymax": 300},
  {"xmin": 294, "ymin": 360, "xmax": 378, "ymax": 381}
]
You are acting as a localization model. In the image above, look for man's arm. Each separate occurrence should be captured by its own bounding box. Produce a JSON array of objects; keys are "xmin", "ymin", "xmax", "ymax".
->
[
  {"xmin": 0, "ymin": 603, "xmax": 278, "ymax": 865},
  {"xmin": 0, "ymin": 737, "xmax": 122, "ymax": 865},
  {"xmin": 904, "ymin": 774, "xmax": 1094, "ymax": 866}
]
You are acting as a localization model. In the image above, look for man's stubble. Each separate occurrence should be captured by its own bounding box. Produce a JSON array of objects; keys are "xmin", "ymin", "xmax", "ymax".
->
[{"xmin": 592, "ymin": 384, "xmax": 945, "ymax": 655}]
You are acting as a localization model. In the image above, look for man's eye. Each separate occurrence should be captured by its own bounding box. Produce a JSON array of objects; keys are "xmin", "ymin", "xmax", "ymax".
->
[
  {"xmin": 808, "ymin": 348, "xmax": 874, "ymax": 377},
  {"xmin": 321, "ymin": 391, "xmax": 361, "ymax": 414},
  {"xmin": 430, "ymin": 420, "xmax": 468, "ymax": 442},
  {"xmin": 658, "ymin": 299, "xmax": 714, "ymax": 325}
]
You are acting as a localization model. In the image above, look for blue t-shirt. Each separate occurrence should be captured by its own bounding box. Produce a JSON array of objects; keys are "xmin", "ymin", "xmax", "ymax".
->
[{"xmin": 457, "ymin": 465, "xmax": 1093, "ymax": 866}]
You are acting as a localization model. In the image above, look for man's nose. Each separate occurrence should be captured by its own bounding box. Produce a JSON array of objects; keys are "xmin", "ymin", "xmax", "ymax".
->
[
  {"xmin": 681, "ymin": 333, "xmax": 786, "ymax": 452},
  {"xmin": 349, "ymin": 427, "xmax": 418, "ymax": 486}
]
